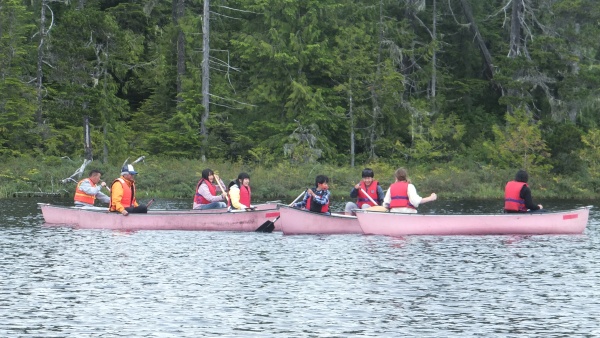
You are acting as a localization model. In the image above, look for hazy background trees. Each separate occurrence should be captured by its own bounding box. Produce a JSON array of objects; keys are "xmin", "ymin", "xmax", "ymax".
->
[{"xmin": 1, "ymin": 0, "xmax": 600, "ymax": 179}]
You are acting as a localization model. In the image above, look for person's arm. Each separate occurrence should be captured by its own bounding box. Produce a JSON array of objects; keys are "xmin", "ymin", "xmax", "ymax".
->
[
  {"xmin": 349, "ymin": 186, "xmax": 359, "ymax": 198},
  {"xmin": 111, "ymin": 182, "xmax": 126, "ymax": 213},
  {"xmin": 96, "ymin": 191, "xmax": 110, "ymax": 204},
  {"xmin": 407, "ymin": 184, "xmax": 437, "ymax": 207},
  {"xmin": 198, "ymin": 183, "xmax": 224, "ymax": 202},
  {"xmin": 407, "ymin": 184, "xmax": 423, "ymax": 207},
  {"xmin": 311, "ymin": 189, "xmax": 330, "ymax": 205},
  {"xmin": 294, "ymin": 191, "xmax": 310, "ymax": 208},
  {"xmin": 383, "ymin": 188, "xmax": 392, "ymax": 209},
  {"xmin": 520, "ymin": 186, "xmax": 541, "ymax": 210},
  {"xmin": 376, "ymin": 185, "xmax": 385, "ymax": 205},
  {"xmin": 78, "ymin": 180, "xmax": 102, "ymax": 195}
]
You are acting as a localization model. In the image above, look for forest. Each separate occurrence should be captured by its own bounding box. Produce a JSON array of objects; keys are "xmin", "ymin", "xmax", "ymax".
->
[{"xmin": 2, "ymin": 0, "xmax": 600, "ymax": 197}]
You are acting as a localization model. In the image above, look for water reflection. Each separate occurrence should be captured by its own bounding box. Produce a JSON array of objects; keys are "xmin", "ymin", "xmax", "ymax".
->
[{"xmin": 0, "ymin": 198, "xmax": 599, "ymax": 336}]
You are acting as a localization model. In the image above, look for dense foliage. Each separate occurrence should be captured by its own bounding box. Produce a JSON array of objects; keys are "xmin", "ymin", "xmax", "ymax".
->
[{"xmin": 2, "ymin": 0, "xmax": 600, "ymax": 189}]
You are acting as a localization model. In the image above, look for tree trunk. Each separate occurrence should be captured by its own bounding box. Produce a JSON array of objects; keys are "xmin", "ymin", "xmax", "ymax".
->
[
  {"xmin": 431, "ymin": 0, "xmax": 437, "ymax": 113},
  {"xmin": 348, "ymin": 85, "xmax": 355, "ymax": 167},
  {"xmin": 508, "ymin": 0, "xmax": 523, "ymax": 58},
  {"xmin": 368, "ymin": 0, "xmax": 384, "ymax": 161},
  {"xmin": 200, "ymin": 0, "xmax": 210, "ymax": 162},
  {"xmin": 36, "ymin": 0, "xmax": 47, "ymax": 126},
  {"xmin": 173, "ymin": 0, "xmax": 186, "ymax": 110},
  {"xmin": 459, "ymin": 0, "xmax": 494, "ymax": 79},
  {"xmin": 83, "ymin": 116, "xmax": 93, "ymax": 161}
]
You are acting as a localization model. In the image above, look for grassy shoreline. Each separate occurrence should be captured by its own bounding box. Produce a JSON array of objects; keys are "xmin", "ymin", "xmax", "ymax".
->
[{"xmin": 1, "ymin": 156, "xmax": 598, "ymax": 201}]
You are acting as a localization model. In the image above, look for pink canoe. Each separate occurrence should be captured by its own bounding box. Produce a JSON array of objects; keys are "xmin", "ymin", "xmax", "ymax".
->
[
  {"xmin": 38, "ymin": 203, "xmax": 281, "ymax": 232},
  {"xmin": 355, "ymin": 206, "xmax": 592, "ymax": 236},
  {"xmin": 278, "ymin": 205, "xmax": 361, "ymax": 235}
]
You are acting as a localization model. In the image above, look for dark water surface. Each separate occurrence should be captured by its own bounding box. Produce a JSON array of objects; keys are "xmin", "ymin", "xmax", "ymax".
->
[{"xmin": 1, "ymin": 198, "xmax": 599, "ymax": 337}]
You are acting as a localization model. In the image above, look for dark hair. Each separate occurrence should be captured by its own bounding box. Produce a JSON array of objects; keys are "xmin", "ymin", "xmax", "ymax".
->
[
  {"xmin": 315, "ymin": 175, "xmax": 329, "ymax": 186},
  {"xmin": 515, "ymin": 170, "xmax": 528, "ymax": 183},
  {"xmin": 233, "ymin": 172, "xmax": 250, "ymax": 188},
  {"xmin": 89, "ymin": 169, "xmax": 103, "ymax": 177},
  {"xmin": 201, "ymin": 168, "xmax": 214, "ymax": 180},
  {"xmin": 362, "ymin": 168, "xmax": 374, "ymax": 178}
]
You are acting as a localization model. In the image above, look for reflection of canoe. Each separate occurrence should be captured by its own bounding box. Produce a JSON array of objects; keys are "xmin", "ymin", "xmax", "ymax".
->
[
  {"xmin": 278, "ymin": 205, "xmax": 361, "ymax": 235},
  {"xmin": 355, "ymin": 206, "xmax": 592, "ymax": 236},
  {"xmin": 38, "ymin": 203, "xmax": 281, "ymax": 232}
]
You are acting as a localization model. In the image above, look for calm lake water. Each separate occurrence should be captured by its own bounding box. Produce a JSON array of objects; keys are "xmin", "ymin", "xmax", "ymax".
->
[{"xmin": 1, "ymin": 197, "xmax": 599, "ymax": 337}]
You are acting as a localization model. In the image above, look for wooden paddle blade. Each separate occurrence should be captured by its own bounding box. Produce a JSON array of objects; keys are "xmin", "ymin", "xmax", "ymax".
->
[{"xmin": 365, "ymin": 206, "xmax": 388, "ymax": 212}]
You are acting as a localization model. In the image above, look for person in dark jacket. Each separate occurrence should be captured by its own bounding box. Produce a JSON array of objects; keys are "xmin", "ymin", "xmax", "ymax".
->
[{"xmin": 504, "ymin": 169, "xmax": 543, "ymax": 213}]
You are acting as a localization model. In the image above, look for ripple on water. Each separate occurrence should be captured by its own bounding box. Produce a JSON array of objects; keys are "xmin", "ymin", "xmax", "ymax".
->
[{"xmin": 1, "ymin": 198, "xmax": 599, "ymax": 337}]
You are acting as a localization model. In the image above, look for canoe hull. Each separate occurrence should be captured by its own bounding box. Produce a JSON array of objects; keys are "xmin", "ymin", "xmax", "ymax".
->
[
  {"xmin": 356, "ymin": 206, "xmax": 591, "ymax": 236},
  {"xmin": 278, "ymin": 205, "xmax": 361, "ymax": 235},
  {"xmin": 39, "ymin": 204, "xmax": 281, "ymax": 232}
]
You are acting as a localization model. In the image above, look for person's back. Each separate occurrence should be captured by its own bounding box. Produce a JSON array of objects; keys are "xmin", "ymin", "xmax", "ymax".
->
[{"xmin": 504, "ymin": 170, "xmax": 542, "ymax": 213}]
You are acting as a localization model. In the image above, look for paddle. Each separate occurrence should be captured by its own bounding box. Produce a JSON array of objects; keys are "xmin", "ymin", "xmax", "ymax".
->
[
  {"xmin": 256, "ymin": 215, "xmax": 280, "ymax": 233},
  {"xmin": 360, "ymin": 188, "xmax": 388, "ymax": 212},
  {"xmin": 289, "ymin": 190, "xmax": 307, "ymax": 207},
  {"xmin": 213, "ymin": 174, "xmax": 230, "ymax": 204}
]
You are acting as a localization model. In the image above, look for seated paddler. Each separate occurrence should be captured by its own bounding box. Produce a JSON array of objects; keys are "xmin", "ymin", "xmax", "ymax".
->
[
  {"xmin": 74, "ymin": 169, "xmax": 110, "ymax": 207},
  {"xmin": 227, "ymin": 172, "xmax": 253, "ymax": 211},
  {"xmin": 504, "ymin": 169, "xmax": 543, "ymax": 213},
  {"xmin": 344, "ymin": 168, "xmax": 385, "ymax": 215},
  {"xmin": 383, "ymin": 168, "xmax": 437, "ymax": 213},
  {"xmin": 109, "ymin": 164, "xmax": 147, "ymax": 216},
  {"xmin": 193, "ymin": 168, "xmax": 228, "ymax": 210},
  {"xmin": 294, "ymin": 174, "xmax": 331, "ymax": 215}
]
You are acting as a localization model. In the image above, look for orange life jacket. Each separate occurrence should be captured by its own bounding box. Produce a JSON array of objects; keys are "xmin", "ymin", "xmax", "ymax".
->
[
  {"xmin": 109, "ymin": 177, "xmax": 136, "ymax": 211},
  {"xmin": 504, "ymin": 181, "xmax": 527, "ymax": 212},
  {"xmin": 389, "ymin": 181, "xmax": 416, "ymax": 209},
  {"xmin": 306, "ymin": 190, "xmax": 329, "ymax": 213},
  {"xmin": 74, "ymin": 178, "xmax": 96, "ymax": 205},
  {"xmin": 194, "ymin": 179, "xmax": 217, "ymax": 205},
  {"xmin": 357, "ymin": 180, "xmax": 379, "ymax": 208}
]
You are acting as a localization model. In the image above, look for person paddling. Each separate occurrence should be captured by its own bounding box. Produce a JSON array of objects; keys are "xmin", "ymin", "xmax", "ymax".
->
[
  {"xmin": 193, "ymin": 168, "xmax": 227, "ymax": 210},
  {"xmin": 294, "ymin": 175, "xmax": 331, "ymax": 215},
  {"xmin": 344, "ymin": 168, "xmax": 385, "ymax": 215},
  {"xmin": 109, "ymin": 164, "xmax": 147, "ymax": 216},
  {"xmin": 228, "ymin": 172, "xmax": 253, "ymax": 211},
  {"xmin": 74, "ymin": 169, "xmax": 110, "ymax": 207},
  {"xmin": 384, "ymin": 168, "xmax": 437, "ymax": 213},
  {"xmin": 504, "ymin": 169, "xmax": 543, "ymax": 213}
]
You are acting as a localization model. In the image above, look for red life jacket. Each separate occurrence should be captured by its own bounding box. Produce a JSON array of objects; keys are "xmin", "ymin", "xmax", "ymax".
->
[
  {"xmin": 504, "ymin": 181, "xmax": 527, "ymax": 212},
  {"xmin": 306, "ymin": 190, "xmax": 329, "ymax": 213},
  {"xmin": 74, "ymin": 178, "xmax": 96, "ymax": 205},
  {"xmin": 239, "ymin": 185, "xmax": 251, "ymax": 207},
  {"xmin": 389, "ymin": 181, "xmax": 416, "ymax": 209},
  {"xmin": 109, "ymin": 177, "xmax": 136, "ymax": 211},
  {"xmin": 194, "ymin": 179, "xmax": 217, "ymax": 205},
  {"xmin": 357, "ymin": 180, "xmax": 379, "ymax": 208}
]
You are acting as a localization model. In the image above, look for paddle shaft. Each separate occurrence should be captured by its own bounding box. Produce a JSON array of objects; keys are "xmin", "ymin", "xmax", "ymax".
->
[
  {"xmin": 360, "ymin": 188, "xmax": 378, "ymax": 205},
  {"xmin": 213, "ymin": 175, "xmax": 229, "ymax": 203},
  {"xmin": 288, "ymin": 190, "xmax": 307, "ymax": 207}
]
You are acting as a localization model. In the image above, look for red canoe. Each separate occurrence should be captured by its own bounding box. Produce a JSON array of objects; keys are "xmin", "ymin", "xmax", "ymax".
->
[
  {"xmin": 355, "ymin": 206, "xmax": 592, "ymax": 236},
  {"xmin": 278, "ymin": 205, "xmax": 361, "ymax": 235},
  {"xmin": 38, "ymin": 203, "xmax": 281, "ymax": 232}
]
